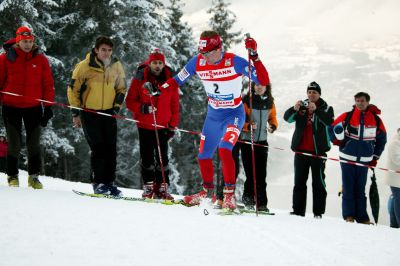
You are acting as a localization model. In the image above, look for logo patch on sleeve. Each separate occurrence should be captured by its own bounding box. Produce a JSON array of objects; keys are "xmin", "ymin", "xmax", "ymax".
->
[{"xmin": 177, "ymin": 68, "xmax": 190, "ymax": 81}]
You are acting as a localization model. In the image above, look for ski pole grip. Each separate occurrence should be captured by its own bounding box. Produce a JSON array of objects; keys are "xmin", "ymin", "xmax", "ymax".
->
[{"xmin": 143, "ymin": 82, "xmax": 153, "ymax": 91}]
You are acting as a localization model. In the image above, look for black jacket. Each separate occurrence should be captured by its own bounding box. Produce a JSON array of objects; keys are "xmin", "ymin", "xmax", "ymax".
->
[{"xmin": 283, "ymin": 98, "xmax": 334, "ymax": 154}]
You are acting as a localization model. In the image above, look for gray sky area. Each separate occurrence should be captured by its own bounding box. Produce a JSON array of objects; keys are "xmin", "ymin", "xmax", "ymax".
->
[{"xmin": 161, "ymin": 0, "xmax": 400, "ymax": 57}]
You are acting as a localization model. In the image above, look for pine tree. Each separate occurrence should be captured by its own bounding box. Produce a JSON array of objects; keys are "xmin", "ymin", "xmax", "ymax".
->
[{"xmin": 207, "ymin": 0, "xmax": 242, "ymax": 50}]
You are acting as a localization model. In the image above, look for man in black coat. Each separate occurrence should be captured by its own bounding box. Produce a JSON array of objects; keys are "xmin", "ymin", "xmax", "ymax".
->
[{"xmin": 284, "ymin": 81, "xmax": 334, "ymax": 218}]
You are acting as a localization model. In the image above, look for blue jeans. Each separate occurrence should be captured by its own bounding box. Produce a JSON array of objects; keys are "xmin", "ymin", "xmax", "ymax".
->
[{"xmin": 390, "ymin": 187, "xmax": 400, "ymax": 228}]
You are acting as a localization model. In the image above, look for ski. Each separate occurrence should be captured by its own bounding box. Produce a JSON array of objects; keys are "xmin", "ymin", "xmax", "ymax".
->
[
  {"xmin": 237, "ymin": 205, "xmax": 276, "ymax": 215},
  {"xmin": 217, "ymin": 208, "xmax": 242, "ymax": 216},
  {"xmin": 217, "ymin": 206, "xmax": 276, "ymax": 216},
  {"xmin": 72, "ymin": 189, "xmax": 192, "ymax": 206}
]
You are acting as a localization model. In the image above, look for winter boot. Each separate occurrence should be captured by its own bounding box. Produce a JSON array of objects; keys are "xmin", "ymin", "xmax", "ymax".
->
[
  {"xmin": 222, "ymin": 187, "xmax": 236, "ymax": 210},
  {"xmin": 142, "ymin": 182, "xmax": 155, "ymax": 199},
  {"xmin": 259, "ymin": 205, "xmax": 270, "ymax": 213},
  {"xmin": 156, "ymin": 183, "xmax": 174, "ymax": 200},
  {"xmin": 107, "ymin": 183, "xmax": 123, "ymax": 197},
  {"xmin": 7, "ymin": 175, "xmax": 19, "ymax": 187},
  {"xmin": 93, "ymin": 183, "xmax": 110, "ymax": 195},
  {"xmin": 242, "ymin": 196, "xmax": 255, "ymax": 210},
  {"xmin": 28, "ymin": 175, "xmax": 43, "ymax": 189},
  {"xmin": 183, "ymin": 187, "xmax": 212, "ymax": 206}
]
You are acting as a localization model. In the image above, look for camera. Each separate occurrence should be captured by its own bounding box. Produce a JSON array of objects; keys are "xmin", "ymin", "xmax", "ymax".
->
[
  {"xmin": 300, "ymin": 100, "xmax": 309, "ymax": 107},
  {"xmin": 299, "ymin": 100, "xmax": 308, "ymax": 110}
]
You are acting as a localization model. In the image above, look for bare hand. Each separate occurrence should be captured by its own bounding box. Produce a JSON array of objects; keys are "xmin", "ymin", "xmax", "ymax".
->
[
  {"xmin": 294, "ymin": 101, "xmax": 302, "ymax": 111},
  {"xmin": 73, "ymin": 116, "xmax": 82, "ymax": 128},
  {"xmin": 250, "ymin": 122, "xmax": 257, "ymax": 130},
  {"xmin": 308, "ymin": 102, "xmax": 317, "ymax": 112}
]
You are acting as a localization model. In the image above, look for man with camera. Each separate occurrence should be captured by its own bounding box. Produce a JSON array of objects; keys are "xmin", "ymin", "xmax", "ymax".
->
[{"xmin": 284, "ymin": 81, "xmax": 334, "ymax": 218}]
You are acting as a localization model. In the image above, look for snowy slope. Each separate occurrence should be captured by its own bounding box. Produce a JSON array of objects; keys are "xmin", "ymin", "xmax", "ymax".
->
[{"xmin": 1, "ymin": 171, "xmax": 399, "ymax": 266}]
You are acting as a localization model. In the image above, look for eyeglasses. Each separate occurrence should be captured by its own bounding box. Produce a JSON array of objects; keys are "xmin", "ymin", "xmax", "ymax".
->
[
  {"xmin": 199, "ymin": 49, "xmax": 217, "ymax": 57},
  {"xmin": 18, "ymin": 31, "xmax": 32, "ymax": 36}
]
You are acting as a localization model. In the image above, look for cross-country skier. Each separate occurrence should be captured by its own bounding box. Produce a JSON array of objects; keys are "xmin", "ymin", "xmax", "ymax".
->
[{"xmin": 158, "ymin": 30, "xmax": 270, "ymax": 210}]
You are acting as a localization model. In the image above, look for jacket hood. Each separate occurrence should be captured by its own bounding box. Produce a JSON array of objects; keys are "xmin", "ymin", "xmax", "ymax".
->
[
  {"xmin": 367, "ymin": 104, "xmax": 381, "ymax": 115},
  {"xmin": 3, "ymin": 38, "xmax": 17, "ymax": 51}
]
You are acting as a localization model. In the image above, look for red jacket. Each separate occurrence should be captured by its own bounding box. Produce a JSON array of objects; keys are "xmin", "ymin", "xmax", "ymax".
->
[
  {"xmin": 126, "ymin": 64, "xmax": 179, "ymax": 130},
  {"xmin": 0, "ymin": 39, "xmax": 54, "ymax": 108}
]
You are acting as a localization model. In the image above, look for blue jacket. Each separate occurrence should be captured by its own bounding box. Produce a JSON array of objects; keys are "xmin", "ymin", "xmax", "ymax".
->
[{"xmin": 330, "ymin": 105, "xmax": 387, "ymax": 163}]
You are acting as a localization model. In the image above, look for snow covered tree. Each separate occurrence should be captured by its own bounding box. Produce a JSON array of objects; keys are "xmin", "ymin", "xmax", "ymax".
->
[
  {"xmin": 207, "ymin": 0, "xmax": 242, "ymax": 50},
  {"xmin": 163, "ymin": 0, "xmax": 209, "ymax": 194}
]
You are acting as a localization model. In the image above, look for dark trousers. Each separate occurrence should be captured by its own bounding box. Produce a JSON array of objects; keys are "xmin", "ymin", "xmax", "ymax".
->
[
  {"xmin": 293, "ymin": 153, "xmax": 327, "ymax": 216},
  {"xmin": 81, "ymin": 110, "xmax": 117, "ymax": 184},
  {"xmin": 2, "ymin": 105, "xmax": 42, "ymax": 176},
  {"xmin": 138, "ymin": 128, "xmax": 170, "ymax": 185},
  {"xmin": 0, "ymin": 157, "xmax": 6, "ymax": 173},
  {"xmin": 340, "ymin": 162, "xmax": 369, "ymax": 222},
  {"xmin": 241, "ymin": 140, "xmax": 269, "ymax": 206}
]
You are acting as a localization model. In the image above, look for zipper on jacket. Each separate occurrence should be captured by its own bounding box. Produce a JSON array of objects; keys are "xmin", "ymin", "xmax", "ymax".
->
[{"xmin": 102, "ymin": 69, "xmax": 105, "ymax": 110}]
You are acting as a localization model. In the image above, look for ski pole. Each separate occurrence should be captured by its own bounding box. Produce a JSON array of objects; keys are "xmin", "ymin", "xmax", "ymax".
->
[
  {"xmin": 245, "ymin": 33, "xmax": 259, "ymax": 216},
  {"xmin": 143, "ymin": 82, "xmax": 167, "ymax": 187}
]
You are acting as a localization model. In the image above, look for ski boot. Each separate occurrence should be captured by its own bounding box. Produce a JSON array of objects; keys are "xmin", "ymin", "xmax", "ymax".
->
[
  {"xmin": 222, "ymin": 187, "xmax": 236, "ymax": 211},
  {"xmin": 259, "ymin": 205, "xmax": 270, "ymax": 213},
  {"xmin": 142, "ymin": 182, "xmax": 154, "ymax": 199},
  {"xmin": 183, "ymin": 187, "xmax": 212, "ymax": 206},
  {"xmin": 28, "ymin": 175, "xmax": 43, "ymax": 189},
  {"xmin": 222, "ymin": 187, "xmax": 236, "ymax": 210},
  {"xmin": 107, "ymin": 183, "xmax": 123, "ymax": 197},
  {"xmin": 93, "ymin": 183, "xmax": 110, "ymax": 195},
  {"xmin": 7, "ymin": 175, "xmax": 19, "ymax": 187},
  {"xmin": 242, "ymin": 196, "xmax": 255, "ymax": 210},
  {"xmin": 155, "ymin": 183, "xmax": 174, "ymax": 200}
]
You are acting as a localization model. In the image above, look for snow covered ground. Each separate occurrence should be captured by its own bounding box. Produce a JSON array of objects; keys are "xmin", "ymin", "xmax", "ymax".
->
[{"xmin": 1, "ymin": 171, "xmax": 399, "ymax": 266}]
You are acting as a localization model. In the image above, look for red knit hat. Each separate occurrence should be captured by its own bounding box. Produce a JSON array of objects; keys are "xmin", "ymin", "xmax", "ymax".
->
[
  {"xmin": 147, "ymin": 48, "xmax": 165, "ymax": 64},
  {"xmin": 16, "ymin": 26, "xmax": 34, "ymax": 42},
  {"xmin": 198, "ymin": 33, "xmax": 222, "ymax": 53}
]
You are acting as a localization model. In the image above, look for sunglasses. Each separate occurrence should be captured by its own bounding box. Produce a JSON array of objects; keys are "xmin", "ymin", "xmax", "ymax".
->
[
  {"xmin": 18, "ymin": 31, "xmax": 32, "ymax": 36},
  {"xmin": 199, "ymin": 49, "xmax": 217, "ymax": 57}
]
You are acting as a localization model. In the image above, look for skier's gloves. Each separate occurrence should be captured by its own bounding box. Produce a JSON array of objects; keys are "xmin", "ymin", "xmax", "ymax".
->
[
  {"xmin": 141, "ymin": 104, "xmax": 155, "ymax": 114},
  {"xmin": 245, "ymin": 37, "xmax": 258, "ymax": 60},
  {"xmin": 41, "ymin": 106, "xmax": 53, "ymax": 127},
  {"xmin": 143, "ymin": 82, "xmax": 160, "ymax": 96}
]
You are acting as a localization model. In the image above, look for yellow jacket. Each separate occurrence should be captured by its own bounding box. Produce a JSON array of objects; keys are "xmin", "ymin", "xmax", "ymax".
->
[{"xmin": 67, "ymin": 51, "xmax": 126, "ymax": 113}]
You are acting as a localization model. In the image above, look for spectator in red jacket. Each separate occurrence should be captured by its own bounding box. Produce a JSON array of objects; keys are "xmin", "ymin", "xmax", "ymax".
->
[
  {"xmin": 126, "ymin": 48, "xmax": 179, "ymax": 200},
  {"xmin": 0, "ymin": 26, "xmax": 55, "ymax": 188},
  {"xmin": 0, "ymin": 135, "xmax": 8, "ymax": 173}
]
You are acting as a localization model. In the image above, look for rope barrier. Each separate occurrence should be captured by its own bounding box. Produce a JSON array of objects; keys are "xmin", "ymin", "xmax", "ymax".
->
[{"xmin": 1, "ymin": 91, "xmax": 399, "ymax": 175}]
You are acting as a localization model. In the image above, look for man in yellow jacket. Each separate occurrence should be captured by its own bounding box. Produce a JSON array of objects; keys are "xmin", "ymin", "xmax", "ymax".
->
[{"xmin": 67, "ymin": 36, "xmax": 126, "ymax": 196}]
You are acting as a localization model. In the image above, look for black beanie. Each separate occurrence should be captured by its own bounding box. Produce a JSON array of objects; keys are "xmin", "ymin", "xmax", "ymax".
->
[{"xmin": 307, "ymin": 81, "xmax": 321, "ymax": 95}]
